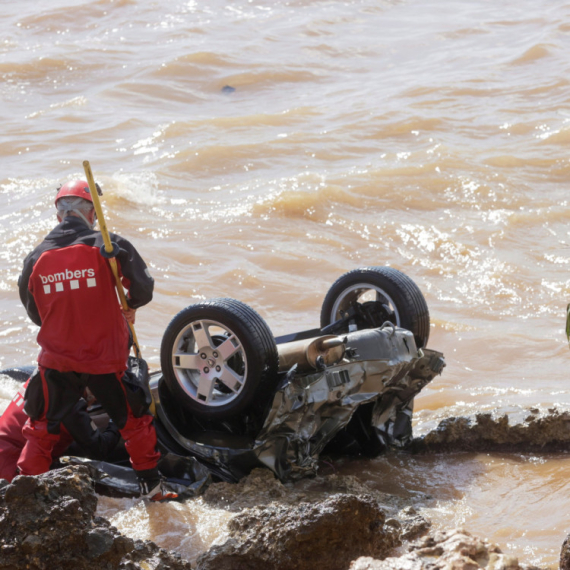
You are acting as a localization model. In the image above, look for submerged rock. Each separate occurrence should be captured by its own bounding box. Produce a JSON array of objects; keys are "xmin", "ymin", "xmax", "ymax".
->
[
  {"xmin": 196, "ymin": 493, "xmax": 400, "ymax": 570},
  {"xmin": 350, "ymin": 529, "xmax": 543, "ymax": 570},
  {"xmin": 412, "ymin": 407, "xmax": 570, "ymax": 453},
  {"xmin": 0, "ymin": 466, "xmax": 192, "ymax": 570}
]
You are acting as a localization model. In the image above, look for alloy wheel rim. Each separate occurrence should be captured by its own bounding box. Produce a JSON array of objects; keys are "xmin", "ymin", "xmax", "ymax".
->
[
  {"xmin": 330, "ymin": 282, "xmax": 401, "ymax": 328},
  {"xmin": 171, "ymin": 318, "xmax": 247, "ymax": 407}
]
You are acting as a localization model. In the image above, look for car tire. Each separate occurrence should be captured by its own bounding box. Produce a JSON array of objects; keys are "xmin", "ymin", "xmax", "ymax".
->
[
  {"xmin": 320, "ymin": 266, "xmax": 430, "ymax": 348},
  {"xmin": 160, "ymin": 298, "xmax": 279, "ymax": 421}
]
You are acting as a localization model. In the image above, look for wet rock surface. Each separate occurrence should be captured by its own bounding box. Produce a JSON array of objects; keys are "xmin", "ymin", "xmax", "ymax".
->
[
  {"xmin": 196, "ymin": 493, "xmax": 400, "ymax": 570},
  {"xmin": 4, "ymin": 410, "xmax": 570, "ymax": 570},
  {"xmin": 560, "ymin": 534, "xmax": 570, "ymax": 570},
  {"xmin": 411, "ymin": 406, "xmax": 570, "ymax": 453},
  {"xmin": 203, "ymin": 468, "xmax": 413, "ymax": 516},
  {"xmin": 0, "ymin": 466, "xmax": 192, "ymax": 570},
  {"xmin": 350, "ymin": 529, "xmax": 542, "ymax": 570},
  {"xmin": 394, "ymin": 506, "xmax": 432, "ymax": 541},
  {"xmin": 202, "ymin": 466, "xmax": 290, "ymax": 511}
]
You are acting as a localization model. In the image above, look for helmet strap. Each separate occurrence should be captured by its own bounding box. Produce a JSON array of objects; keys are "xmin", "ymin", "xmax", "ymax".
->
[{"xmin": 71, "ymin": 209, "xmax": 95, "ymax": 230}]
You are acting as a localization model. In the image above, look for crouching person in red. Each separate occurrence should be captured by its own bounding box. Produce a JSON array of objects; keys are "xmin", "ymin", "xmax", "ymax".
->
[
  {"xmin": 0, "ymin": 376, "xmax": 120, "ymax": 482},
  {"xmin": 17, "ymin": 179, "xmax": 176, "ymax": 501}
]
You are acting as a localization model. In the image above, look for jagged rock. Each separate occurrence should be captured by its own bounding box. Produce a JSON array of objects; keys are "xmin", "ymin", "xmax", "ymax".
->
[
  {"xmin": 560, "ymin": 534, "xmax": 570, "ymax": 570},
  {"xmin": 412, "ymin": 407, "xmax": 570, "ymax": 452},
  {"xmin": 395, "ymin": 506, "xmax": 431, "ymax": 540},
  {"xmin": 316, "ymin": 473, "xmax": 409, "ymax": 509},
  {"xmin": 0, "ymin": 465, "xmax": 192, "ymax": 570},
  {"xmin": 196, "ymin": 493, "xmax": 400, "ymax": 570},
  {"xmin": 202, "ymin": 469, "xmax": 407, "ymax": 515},
  {"xmin": 350, "ymin": 529, "xmax": 544, "ymax": 570},
  {"xmin": 351, "ymin": 553, "xmax": 423, "ymax": 570},
  {"xmin": 203, "ymin": 467, "xmax": 289, "ymax": 511}
]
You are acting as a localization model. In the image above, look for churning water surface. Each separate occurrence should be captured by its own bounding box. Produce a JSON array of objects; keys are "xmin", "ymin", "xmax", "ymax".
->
[{"xmin": 1, "ymin": 0, "xmax": 570, "ymax": 566}]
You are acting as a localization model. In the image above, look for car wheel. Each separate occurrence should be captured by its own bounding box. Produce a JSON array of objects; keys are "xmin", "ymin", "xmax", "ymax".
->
[
  {"xmin": 160, "ymin": 298, "xmax": 279, "ymax": 421},
  {"xmin": 320, "ymin": 266, "xmax": 430, "ymax": 348}
]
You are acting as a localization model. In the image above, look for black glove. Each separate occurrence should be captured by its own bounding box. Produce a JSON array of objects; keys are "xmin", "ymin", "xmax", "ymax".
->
[{"xmin": 104, "ymin": 419, "xmax": 121, "ymax": 438}]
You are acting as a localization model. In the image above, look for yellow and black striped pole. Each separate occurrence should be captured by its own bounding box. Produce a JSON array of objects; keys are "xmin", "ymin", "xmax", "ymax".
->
[{"xmin": 83, "ymin": 160, "xmax": 142, "ymax": 359}]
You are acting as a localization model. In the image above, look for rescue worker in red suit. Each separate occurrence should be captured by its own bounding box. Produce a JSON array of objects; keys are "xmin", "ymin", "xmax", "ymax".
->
[
  {"xmin": 17, "ymin": 180, "xmax": 176, "ymax": 501},
  {"xmin": 0, "ymin": 378, "xmax": 120, "ymax": 482}
]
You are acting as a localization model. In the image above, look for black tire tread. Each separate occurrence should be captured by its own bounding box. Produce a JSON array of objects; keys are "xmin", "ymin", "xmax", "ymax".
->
[
  {"xmin": 207, "ymin": 297, "xmax": 279, "ymax": 375},
  {"xmin": 320, "ymin": 266, "xmax": 430, "ymax": 348},
  {"xmin": 160, "ymin": 298, "xmax": 279, "ymax": 420}
]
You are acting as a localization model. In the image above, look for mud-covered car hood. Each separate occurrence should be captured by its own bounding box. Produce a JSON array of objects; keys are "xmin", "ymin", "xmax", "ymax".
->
[{"xmin": 153, "ymin": 324, "xmax": 445, "ymax": 482}]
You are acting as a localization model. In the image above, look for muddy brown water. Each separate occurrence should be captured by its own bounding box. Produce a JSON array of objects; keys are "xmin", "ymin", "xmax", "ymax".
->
[{"xmin": 1, "ymin": 0, "xmax": 570, "ymax": 566}]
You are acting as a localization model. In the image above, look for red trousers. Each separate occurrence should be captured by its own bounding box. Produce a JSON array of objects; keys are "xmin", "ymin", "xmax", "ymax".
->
[
  {"xmin": 17, "ymin": 367, "xmax": 160, "ymax": 476},
  {"xmin": 0, "ymin": 378, "xmax": 73, "ymax": 481}
]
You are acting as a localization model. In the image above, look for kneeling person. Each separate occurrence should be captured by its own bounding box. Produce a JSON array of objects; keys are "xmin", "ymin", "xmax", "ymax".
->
[{"xmin": 0, "ymin": 377, "xmax": 120, "ymax": 482}]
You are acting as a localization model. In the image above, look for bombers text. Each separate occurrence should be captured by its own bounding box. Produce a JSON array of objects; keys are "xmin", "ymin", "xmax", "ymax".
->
[{"xmin": 39, "ymin": 268, "xmax": 96, "ymax": 284}]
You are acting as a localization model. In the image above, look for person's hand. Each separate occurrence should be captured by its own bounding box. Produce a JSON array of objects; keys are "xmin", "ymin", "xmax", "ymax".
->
[
  {"xmin": 122, "ymin": 306, "xmax": 137, "ymax": 324},
  {"xmin": 83, "ymin": 387, "xmax": 96, "ymax": 406}
]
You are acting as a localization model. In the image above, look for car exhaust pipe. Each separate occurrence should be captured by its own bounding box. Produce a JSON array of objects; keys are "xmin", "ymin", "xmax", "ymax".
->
[{"xmin": 277, "ymin": 335, "xmax": 346, "ymax": 372}]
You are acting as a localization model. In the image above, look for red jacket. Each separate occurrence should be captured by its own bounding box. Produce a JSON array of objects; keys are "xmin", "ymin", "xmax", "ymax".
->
[{"xmin": 18, "ymin": 217, "xmax": 154, "ymax": 374}]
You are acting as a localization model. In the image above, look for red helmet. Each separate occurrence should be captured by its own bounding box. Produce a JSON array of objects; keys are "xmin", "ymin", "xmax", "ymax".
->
[{"xmin": 55, "ymin": 179, "xmax": 101, "ymax": 205}]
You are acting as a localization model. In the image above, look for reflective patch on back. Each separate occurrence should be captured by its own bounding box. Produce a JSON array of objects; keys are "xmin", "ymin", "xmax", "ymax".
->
[
  {"xmin": 41, "ymin": 278, "xmax": 98, "ymax": 294},
  {"xmin": 13, "ymin": 388, "xmax": 25, "ymax": 408}
]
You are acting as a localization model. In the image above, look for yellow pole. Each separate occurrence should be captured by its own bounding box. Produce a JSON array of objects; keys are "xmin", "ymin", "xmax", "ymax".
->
[{"xmin": 83, "ymin": 160, "xmax": 142, "ymax": 359}]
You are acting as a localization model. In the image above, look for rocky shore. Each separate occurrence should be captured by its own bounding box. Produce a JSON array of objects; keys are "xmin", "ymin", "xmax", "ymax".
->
[
  {"xmin": 2, "ymin": 406, "xmax": 570, "ymax": 570},
  {"xmin": 411, "ymin": 405, "xmax": 570, "ymax": 454}
]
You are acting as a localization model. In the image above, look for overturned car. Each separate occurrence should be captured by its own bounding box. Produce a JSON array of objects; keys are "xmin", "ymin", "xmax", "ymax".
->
[
  {"xmin": 150, "ymin": 266, "xmax": 444, "ymax": 481},
  {"xmin": 2, "ymin": 266, "xmax": 445, "ymax": 492}
]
